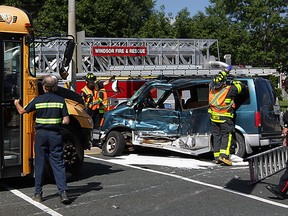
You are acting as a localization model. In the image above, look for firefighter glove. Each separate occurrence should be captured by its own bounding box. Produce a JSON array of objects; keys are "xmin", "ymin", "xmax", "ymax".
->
[{"xmin": 225, "ymin": 65, "xmax": 233, "ymax": 73}]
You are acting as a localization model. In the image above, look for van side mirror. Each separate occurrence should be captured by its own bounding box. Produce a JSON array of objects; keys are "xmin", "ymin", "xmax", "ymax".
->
[
  {"xmin": 63, "ymin": 39, "xmax": 75, "ymax": 67},
  {"xmin": 59, "ymin": 39, "xmax": 75, "ymax": 79}
]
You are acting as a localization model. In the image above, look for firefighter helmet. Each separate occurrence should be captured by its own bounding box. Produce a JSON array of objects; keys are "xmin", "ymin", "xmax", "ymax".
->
[
  {"xmin": 211, "ymin": 71, "xmax": 227, "ymax": 89},
  {"xmin": 84, "ymin": 73, "xmax": 97, "ymax": 81}
]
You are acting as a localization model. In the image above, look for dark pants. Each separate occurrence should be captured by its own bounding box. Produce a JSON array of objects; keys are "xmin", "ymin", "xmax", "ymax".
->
[
  {"xmin": 277, "ymin": 161, "xmax": 288, "ymax": 194},
  {"xmin": 34, "ymin": 129, "xmax": 67, "ymax": 195},
  {"xmin": 86, "ymin": 108, "xmax": 103, "ymax": 129},
  {"xmin": 211, "ymin": 119, "xmax": 234, "ymax": 159}
]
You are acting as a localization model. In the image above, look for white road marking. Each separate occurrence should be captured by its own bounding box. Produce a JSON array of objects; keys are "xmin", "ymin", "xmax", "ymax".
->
[
  {"xmin": 85, "ymin": 154, "xmax": 288, "ymax": 209},
  {"xmin": 0, "ymin": 183, "xmax": 62, "ymax": 216}
]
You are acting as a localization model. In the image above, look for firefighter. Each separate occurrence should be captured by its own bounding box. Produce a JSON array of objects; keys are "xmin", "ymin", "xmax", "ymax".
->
[
  {"xmin": 208, "ymin": 65, "xmax": 245, "ymax": 166},
  {"xmin": 80, "ymin": 73, "xmax": 113, "ymax": 130},
  {"xmin": 266, "ymin": 111, "xmax": 288, "ymax": 199}
]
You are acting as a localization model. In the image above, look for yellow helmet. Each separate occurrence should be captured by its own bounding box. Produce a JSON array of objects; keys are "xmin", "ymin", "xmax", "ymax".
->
[
  {"xmin": 84, "ymin": 73, "xmax": 96, "ymax": 81},
  {"xmin": 211, "ymin": 71, "xmax": 227, "ymax": 89}
]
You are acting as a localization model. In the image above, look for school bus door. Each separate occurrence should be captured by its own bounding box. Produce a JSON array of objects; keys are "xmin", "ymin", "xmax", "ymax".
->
[{"xmin": 0, "ymin": 33, "xmax": 22, "ymax": 178}]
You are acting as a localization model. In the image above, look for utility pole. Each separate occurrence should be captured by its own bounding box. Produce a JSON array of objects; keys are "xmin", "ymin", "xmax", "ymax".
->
[{"xmin": 68, "ymin": 0, "xmax": 76, "ymax": 90}]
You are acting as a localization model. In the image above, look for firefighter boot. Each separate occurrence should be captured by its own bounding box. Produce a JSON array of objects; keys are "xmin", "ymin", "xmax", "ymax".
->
[
  {"xmin": 219, "ymin": 156, "xmax": 232, "ymax": 166},
  {"xmin": 213, "ymin": 157, "xmax": 221, "ymax": 164},
  {"xmin": 266, "ymin": 185, "xmax": 286, "ymax": 200}
]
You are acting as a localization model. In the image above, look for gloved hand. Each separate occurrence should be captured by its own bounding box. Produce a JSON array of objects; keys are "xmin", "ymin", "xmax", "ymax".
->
[
  {"xmin": 225, "ymin": 65, "xmax": 233, "ymax": 73},
  {"xmin": 232, "ymin": 80, "xmax": 241, "ymax": 85},
  {"xmin": 110, "ymin": 75, "xmax": 116, "ymax": 81}
]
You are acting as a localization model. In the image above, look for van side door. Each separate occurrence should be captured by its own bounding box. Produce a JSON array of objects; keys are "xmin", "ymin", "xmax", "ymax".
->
[
  {"xmin": 135, "ymin": 84, "xmax": 180, "ymax": 136},
  {"xmin": 178, "ymin": 83, "xmax": 212, "ymax": 154}
]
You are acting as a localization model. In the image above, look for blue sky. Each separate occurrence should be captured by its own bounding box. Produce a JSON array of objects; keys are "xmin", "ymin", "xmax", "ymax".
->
[{"xmin": 155, "ymin": 0, "xmax": 210, "ymax": 17}]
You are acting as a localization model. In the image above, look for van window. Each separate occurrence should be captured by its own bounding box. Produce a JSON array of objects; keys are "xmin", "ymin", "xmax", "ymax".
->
[
  {"xmin": 143, "ymin": 85, "xmax": 175, "ymax": 109},
  {"xmin": 255, "ymin": 79, "xmax": 275, "ymax": 109},
  {"xmin": 182, "ymin": 84, "xmax": 209, "ymax": 109}
]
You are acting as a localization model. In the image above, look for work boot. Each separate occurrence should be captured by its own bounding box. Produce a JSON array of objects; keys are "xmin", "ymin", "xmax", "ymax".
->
[
  {"xmin": 213, "ymin": 157, "xmax": 221, "ymax": 164},
  {"xmin": 219, "ymin": 156, "xmax": 232, "ymax": 166},
  {"xmin": 266, "ymin": 185, "xmax": 286, "ymax": 200},
  {"xmin": 33, "ymin": 193, "xmax": 43, "ymax": 203},
  {"xmin": 60, "ymin": 191, "xmax": 70, "ymax": 204}
]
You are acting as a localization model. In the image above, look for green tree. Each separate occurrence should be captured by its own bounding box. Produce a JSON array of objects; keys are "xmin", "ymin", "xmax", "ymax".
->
[
  {"xmin": 76, "ymin": 0, "xmax": 154, "ymax": 37},
  {"xmin": 137, "ymin": 5, "xmax": 174, "ymax": 38},
  {"xmin": 34, "ymin": 0, "xmax": 68, "ymax": 36},
  {"xmin": 208, "ymin": 0, "xmax": 288, "ymax": 67},
  {"xmin": 173, "ymin": 8, "xmax": 192, "ymax": 38},
  {"xmin": 2, "ymin": 0, "xmax": 288, "ymax": 70}
]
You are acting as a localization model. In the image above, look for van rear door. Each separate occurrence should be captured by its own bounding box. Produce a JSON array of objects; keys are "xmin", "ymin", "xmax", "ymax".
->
[{"xmin": 254, "ymin": 78, "xmax": 282, "ymax": 136}]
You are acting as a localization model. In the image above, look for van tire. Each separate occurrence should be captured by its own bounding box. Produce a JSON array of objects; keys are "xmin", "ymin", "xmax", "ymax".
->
[
  {"xmin": 234, "ymin": 132, "xmax": 246, "ymax": 158},
  {"xmin": 102, "ymin": 131, "xmax": 125, "ymax": 156}
]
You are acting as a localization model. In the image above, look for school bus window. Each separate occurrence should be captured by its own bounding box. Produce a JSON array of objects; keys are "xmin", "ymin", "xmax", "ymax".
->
[
  {"xmin": 4, "ymin": 41, "xmax": 21, "ymax": 99},
  {"xmin": 29, "ymin": 42, "xmax": 36, "ymax": 76}
]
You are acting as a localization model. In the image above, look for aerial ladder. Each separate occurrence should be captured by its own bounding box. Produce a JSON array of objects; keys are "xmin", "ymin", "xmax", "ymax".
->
[{"xmin": 34, "ymin": 37, "xmax": 278, "ymax": 79}]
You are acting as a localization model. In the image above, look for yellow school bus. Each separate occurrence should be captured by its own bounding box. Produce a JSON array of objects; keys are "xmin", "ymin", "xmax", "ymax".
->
[{"xmin": 0, "ymin": 5, "xmax": 93, "ymax": 179}]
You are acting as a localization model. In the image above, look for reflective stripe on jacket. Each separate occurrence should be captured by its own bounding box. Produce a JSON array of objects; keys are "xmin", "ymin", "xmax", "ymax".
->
[
  {"xmin": 98, "ymin": 89, "xmax": 108, "ymax": 113},
  {"xmin": 81, "ymin": 86, "xmax": 102, "ymax": 110},
  {"xmin": 35, "ymin": 102, "xmax": 64, "ymax": 125},
  {"xmin": 208, "ymin": 85, "xmax": 235, "ymax": 123}
]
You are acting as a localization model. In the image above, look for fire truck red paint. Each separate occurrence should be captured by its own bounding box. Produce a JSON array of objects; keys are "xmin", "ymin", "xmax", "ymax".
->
[{"xmin": 76, "ymin": 79, "xmax": 147, "ymax": 101}]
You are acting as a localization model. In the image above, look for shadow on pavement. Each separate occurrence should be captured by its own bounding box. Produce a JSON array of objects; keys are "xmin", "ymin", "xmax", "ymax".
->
[
  {"xmin": 77, "ymin": 161, "xmax": 124, "ymax": 181},
  {"xmin": 225, "ymin": 178, "xmax": 255, "ymax": 194}
]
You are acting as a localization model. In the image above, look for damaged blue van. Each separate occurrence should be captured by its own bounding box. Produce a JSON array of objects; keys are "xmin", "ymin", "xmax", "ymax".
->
[{"xmin": 98, "ymin": 75, "xmax": 283, "ymax": 158}]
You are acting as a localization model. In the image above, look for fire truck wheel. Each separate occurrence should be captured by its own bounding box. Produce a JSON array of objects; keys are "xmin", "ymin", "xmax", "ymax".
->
[
  {"xmin": 234, "ymin": 132, "xmax": 246, "ymax": 158},
  {"xmin": 102, "ymin": 131, "xmax": 125, "ymax": 156}
]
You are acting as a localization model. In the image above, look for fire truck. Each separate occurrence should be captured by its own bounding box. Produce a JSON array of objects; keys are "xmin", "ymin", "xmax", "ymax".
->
[{"xmin": 34, "ymin": 37, "xmax": 278, "ymax": 105}]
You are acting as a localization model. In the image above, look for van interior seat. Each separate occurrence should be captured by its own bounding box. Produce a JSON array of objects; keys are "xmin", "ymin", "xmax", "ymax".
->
[{"xmin": 185, "ymin": 100, "xmax": 208, "ymax": 109}]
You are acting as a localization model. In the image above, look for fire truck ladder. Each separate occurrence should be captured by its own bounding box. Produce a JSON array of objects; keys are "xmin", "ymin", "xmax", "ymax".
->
[
  {"xmin": 34, "ymin": 37, "xmax": 220, "ymax": 75},
  {"xmin": 34, "ymin": 37, "xmax": 279, "ymax": 79},
  {"xmin": 245, "ymin": 146, "xmax": 288, "ymax": 185}
]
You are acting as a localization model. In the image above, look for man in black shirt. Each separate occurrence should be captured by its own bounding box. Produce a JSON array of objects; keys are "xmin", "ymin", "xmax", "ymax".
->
[{"xmin": 14, "ymin": 75, "xmax": 70, "ymax": 204}]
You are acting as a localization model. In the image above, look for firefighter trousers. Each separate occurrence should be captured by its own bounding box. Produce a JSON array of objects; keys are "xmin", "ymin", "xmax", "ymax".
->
[
  {"xmin": 211, "ymin": 119, "xmax": 234, "ymax": 159},
  {"xmin": 86, "ymin": 108, "xmax": 104, "ymax": 130}
]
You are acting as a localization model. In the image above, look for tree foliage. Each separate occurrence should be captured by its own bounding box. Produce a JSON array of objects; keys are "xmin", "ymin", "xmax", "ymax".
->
[
  {"xmin": 76, "ymin": 0, "xmax": 154, "ymax": 37},
  {"xmin": 1, "ymin": 0, "xmax": 288, "ymax": 70}
]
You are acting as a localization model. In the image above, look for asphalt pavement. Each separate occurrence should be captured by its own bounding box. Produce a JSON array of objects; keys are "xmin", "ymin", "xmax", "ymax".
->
[{"xmin": 0, "ymin": 148, "xmax": 288, "ymax": 216}]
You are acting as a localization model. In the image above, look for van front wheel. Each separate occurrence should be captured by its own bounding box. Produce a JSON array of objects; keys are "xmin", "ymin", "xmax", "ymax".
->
[{"xmin": 102, "ymin": 131, "xmax": 125, "ymax": 156}]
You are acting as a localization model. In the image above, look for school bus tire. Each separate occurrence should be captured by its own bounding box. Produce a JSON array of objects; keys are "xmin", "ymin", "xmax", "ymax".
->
[
  {"xmin": 62, "ymin": 128, "xmax": 84, "ymax": 181},
  {"xmin": 44, "ymin": 129, "xmax": 84, "ymax": 182},
  {"xmin": 102, "ymin": 131, "xmax": 125, "ymax": 156}
]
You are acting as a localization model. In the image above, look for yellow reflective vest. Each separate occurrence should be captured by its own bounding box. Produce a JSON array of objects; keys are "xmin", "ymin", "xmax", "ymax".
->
[
  {"xmin": 208, "ymin": 85, "xmax": 235, "ymax": 123},
  {"xmin": 81, "ymin": 86, "xmax": 107, "ymax": 110},
  {"xmin": 98, "ymin": 89, "xmax": 108, "ymax": 113}
]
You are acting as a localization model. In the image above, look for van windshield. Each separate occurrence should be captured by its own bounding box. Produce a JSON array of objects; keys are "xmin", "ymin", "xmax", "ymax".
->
[{"xmin": 127, "ymin": 83, "xmax": 147, "ymax": 106}]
